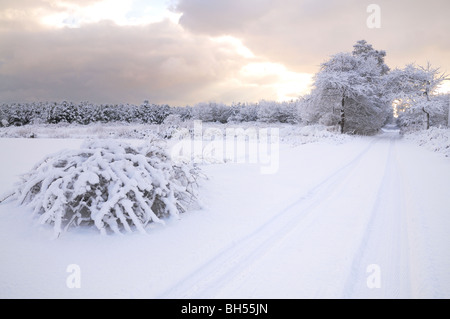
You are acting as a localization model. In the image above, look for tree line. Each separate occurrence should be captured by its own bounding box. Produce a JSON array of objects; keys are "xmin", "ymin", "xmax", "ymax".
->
[
  {"xmin": 0, "ymin": 100, "xmax": 301, "ymax": 127},
  {"xmin": 1, "ymin": 40, "xmax": 449, "ymax": 134}
]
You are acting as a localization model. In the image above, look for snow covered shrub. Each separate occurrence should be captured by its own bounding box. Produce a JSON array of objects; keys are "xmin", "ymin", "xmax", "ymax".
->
[
  {"xmin": 160, "ymin": 114, "xmax": 183, "ymax": 139},
  {"xmin": 5, "ymin": 140, "xmax": 201, "ymax": 237}
]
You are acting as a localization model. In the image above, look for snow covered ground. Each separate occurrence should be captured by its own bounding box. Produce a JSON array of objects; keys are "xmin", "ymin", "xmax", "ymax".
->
[
  {"xmin": 0, "ymin": 125, "xmax": 449, "ymax": 299},
  {"xmin": 404, "ymin": 127, "xmax": 450, "ymax": 158},
  {"xmin": 0, "ymin": 122, "xmax": 351, "ymax": 145}
]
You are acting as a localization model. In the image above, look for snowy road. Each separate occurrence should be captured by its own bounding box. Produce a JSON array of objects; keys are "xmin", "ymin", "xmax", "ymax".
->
[
  {"xmin": 0, "ymin": 131, "xmax": 449, "ymax": 298},
  {"xmin": 160, "ymin": 131, "xmax": 450, "ymax": 299}
]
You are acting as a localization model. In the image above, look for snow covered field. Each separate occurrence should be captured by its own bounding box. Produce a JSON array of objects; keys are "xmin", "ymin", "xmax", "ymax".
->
[{"xmin": 0, "ymin": 125, "xmax": 449, "ymax": 299}]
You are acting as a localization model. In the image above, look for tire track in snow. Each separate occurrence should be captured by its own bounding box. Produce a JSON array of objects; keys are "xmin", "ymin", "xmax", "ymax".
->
[
  {"xmin": 158, "ymin": 138, "xmax": 382, "ymax": 299},
  {"xmin": 342, "ymin": 135, "xmax": 426, "ymax": 298},
  {"xmin": 342, "ymin": 137, "xmax": 402, "ymax": 298}
]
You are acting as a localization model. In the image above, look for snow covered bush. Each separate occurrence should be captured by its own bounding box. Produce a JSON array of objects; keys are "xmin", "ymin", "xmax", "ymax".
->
[
  {"xmin": 160, "ymin": 114, "xmax": 183, "ymax": 139},
  {"xmin": 4, "ymin": 139, "xmax": 201, "ymax": 237}
]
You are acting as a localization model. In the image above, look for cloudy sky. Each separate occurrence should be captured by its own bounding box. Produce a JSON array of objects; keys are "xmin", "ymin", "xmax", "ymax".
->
[{"xmin": 0, "ymin": 0, "xmax": 449, "ymax": 106}]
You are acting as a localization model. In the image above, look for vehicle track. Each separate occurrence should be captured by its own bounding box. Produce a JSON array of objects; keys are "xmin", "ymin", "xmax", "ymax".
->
[
  {"xmin": 158, "ymin": 138, "xmax": 383, "ymax": 299},
  {"xmin": 342, "ymin": 136, "xmax": 413, "ymax": 298}
]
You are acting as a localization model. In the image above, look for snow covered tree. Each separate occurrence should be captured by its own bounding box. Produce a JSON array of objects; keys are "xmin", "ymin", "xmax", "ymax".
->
[
  {"xmin": 277, "ymin": 101, "xmax": 301, "ymax": 124},
  {"xmin": 396, "ymin": 93, "xmax": 450, "ymax": 131},
  {"xmin": 136, "ymin": 102, "xmax": 171, "ymax": 124},
  {"xmin": 229, "ymin": 103, "xmax": 258, "ymax": 123},
  {"xmin": 211, "ymin": 103, "xmax": 233, "ymax": 123},
  {"xmin": 191, "ymin": 102, "xmax": 215, "ymax": 122},
  {"xmin": 5, "ymin": 102, "xmax": 37, "ymax": 126},
  {"xmin": 3, "ymin": 140, "xmax": 202, "ymax": 237},
  {"xmin": 173, "ymin": 106, "xmax": 193, "ymax": 122},
  {"xmin": 254, "ymin": 100, "xmax": 299, "ymax": 124},
  {"xmin": 352, "ymin": 40, "xmax": 390, "ymax": 76},
  {"xmin": 257, "ymin": 100, "xmax": 281, "ymax": 123},
  {"xmin": 47, "ymin": 101, "xmax": 80, "ymax": 124},
  {"xmin": 73, "ymin": 102, "xmax": 99, "ymax": 124},
  {"xmin": 388, "ymin": 63, "xmax": 448, "ymax": 130},
  {"xmin": 306, "ymin": 44, "xmax": 390, "ymax": 135}
]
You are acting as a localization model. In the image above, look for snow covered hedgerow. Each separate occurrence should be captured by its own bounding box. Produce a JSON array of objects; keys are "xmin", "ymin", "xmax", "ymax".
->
[{"xmin": 5, "ymin": 140, "xmax": 202, "ymax": 237}]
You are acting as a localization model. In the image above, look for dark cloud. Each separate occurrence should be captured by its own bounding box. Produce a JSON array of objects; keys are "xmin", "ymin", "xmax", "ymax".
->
[
  {"xmin": 1, "ymin": 0, "xmax": 449, "ymax": 105},
  {"xmin": 176, "ymin": 0, "xmax": 450, "ymax": 74},
  {"xmin": 176, "ymin": 0, "xmax": 273, "ymax": 35},
  {"xmin": 0, "ymin": 20, "xmax": 258, "ymax": 105}
]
